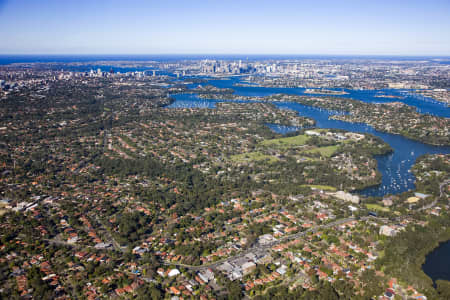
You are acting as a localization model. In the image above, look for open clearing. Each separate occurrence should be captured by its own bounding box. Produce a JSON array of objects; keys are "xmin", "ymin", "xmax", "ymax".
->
[
  {"xmin": 303, "ymin": 145, "xmax": 339, "ymax": 157},
  {"xmin": 230, "ymin": 151, "xmax": 279, "ymax": 163},
  {"xmin": 365, "ymin": 203, "xmax": 390, "ymax": 212},
  {"xmin": 300, "ymin": 184, "xmax": 337, "ymax": 191},
  {"xmin": 260, "ymin": 134, "xmax": 310, "ymax": 147}
]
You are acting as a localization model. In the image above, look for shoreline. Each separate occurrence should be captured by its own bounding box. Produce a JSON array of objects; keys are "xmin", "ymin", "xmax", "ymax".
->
[{"xmin": 422, "ymin": 239, "xmax": 450, "ymax": 286}]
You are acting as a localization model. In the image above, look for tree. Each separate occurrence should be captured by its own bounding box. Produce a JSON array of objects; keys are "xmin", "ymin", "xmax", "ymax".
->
[
  {"xmin": 436, "ymin": 280, "xmax": 450, "ymax": 299},
  {"xmin": 27, "ymin": 266, "xmax": 54, "ymax": 300},
  {"xmin": 227, "ymin": 280, "xmax": 242, "ymax": 300}
]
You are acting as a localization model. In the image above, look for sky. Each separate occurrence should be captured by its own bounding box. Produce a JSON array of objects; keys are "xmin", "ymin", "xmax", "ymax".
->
[{"xmin": 0, "ymin": 0, "xmax": 449, "ymax": 55}]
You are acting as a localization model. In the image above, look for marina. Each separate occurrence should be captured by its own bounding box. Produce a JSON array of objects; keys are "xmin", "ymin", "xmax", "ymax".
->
[{"xmin": 169, "ymin": 76, "xmax": 450, "ymax": 197}]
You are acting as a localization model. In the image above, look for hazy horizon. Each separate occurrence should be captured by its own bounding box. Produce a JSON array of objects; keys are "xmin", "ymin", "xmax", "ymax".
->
[{"xmin": 1, "ymin": 54, "xmax": 450, "ymax": 58}]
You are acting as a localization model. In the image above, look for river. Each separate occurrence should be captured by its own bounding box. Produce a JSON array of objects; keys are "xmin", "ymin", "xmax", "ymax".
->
[{"xmin": 169, "ymin": 76, "xmax": 450, "ymax": 197}]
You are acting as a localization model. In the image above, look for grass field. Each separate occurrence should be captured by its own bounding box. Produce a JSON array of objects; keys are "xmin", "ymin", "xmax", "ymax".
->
[
  {"xmin": 300, "ymin": 184, "xmax": 337, "ymax": 191},
  {"xmin": 365, "ymin": 203, "xmax": 390, "ymax": 212},
  {"xmin": 230, "ymin": 151, "xmax": 279, "ymax": 163},
  {"xmin": 303, "ymin": 145, "xmax": 339, "ymax": 157},
  {"xmin": 260, "ymin": 134, "xmax": 310, "ymax": 147}
]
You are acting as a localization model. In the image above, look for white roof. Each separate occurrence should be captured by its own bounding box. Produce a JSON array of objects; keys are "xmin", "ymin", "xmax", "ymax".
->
[
  {"xmin": 242, "ymin": 261, "xmax": 256, "ymax": 269},
  {"xmin": 168, "ymin": 269, "xmax": 180, "ymax": 277}
]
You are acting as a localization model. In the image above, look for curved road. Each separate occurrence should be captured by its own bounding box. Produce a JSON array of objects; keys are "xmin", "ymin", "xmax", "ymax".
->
[
  {"xmin": 419, "ymin": 179, "xmax": 450, "ymax": 211},
  {"xmin": 162, "ymin": 217, "xmax": 362, "ymax": 271}
]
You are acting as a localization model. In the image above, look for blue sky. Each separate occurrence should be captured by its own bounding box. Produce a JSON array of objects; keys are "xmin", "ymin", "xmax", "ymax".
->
[{"xmin": 0, "ymin": 0, "xmax": 449, "ymax": 55}]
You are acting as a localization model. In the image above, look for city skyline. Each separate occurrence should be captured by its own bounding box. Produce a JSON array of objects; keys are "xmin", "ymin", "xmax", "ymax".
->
[{"xmin": 1, "ymin": 0, "xmax": 450, "ymax": 56}]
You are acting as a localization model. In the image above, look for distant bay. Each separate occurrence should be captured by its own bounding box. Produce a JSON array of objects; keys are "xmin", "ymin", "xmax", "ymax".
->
[{"xmin": 169, "ymin": 74, "xmax": 450, "ymax": 197}]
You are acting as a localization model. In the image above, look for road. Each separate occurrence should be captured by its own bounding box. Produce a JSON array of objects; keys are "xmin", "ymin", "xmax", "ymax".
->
[
  {"xmin": 45, "ymin": 236, "xmax": 90, "ymax": 250},
  {"xmin": 45, "ymin": 215, "xmax": 126, "ymax": 253},
  {"xmin": 163, "ymin": 217, "xmax": 359, "ymax": 271},
  {"xmin": 419, "ymin": 179, "xmax": 450, "ymax": 211},
  {"xmin": 44, "ymin": 215, "xmax": 370, "ymax": 273},
  {"xmin": 442, "ymin": 179, "xmax": 450, "ymax": 204},
  {"xmin": 92, "ymin": 214, "xmax": 126, "ymax": 253}
]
